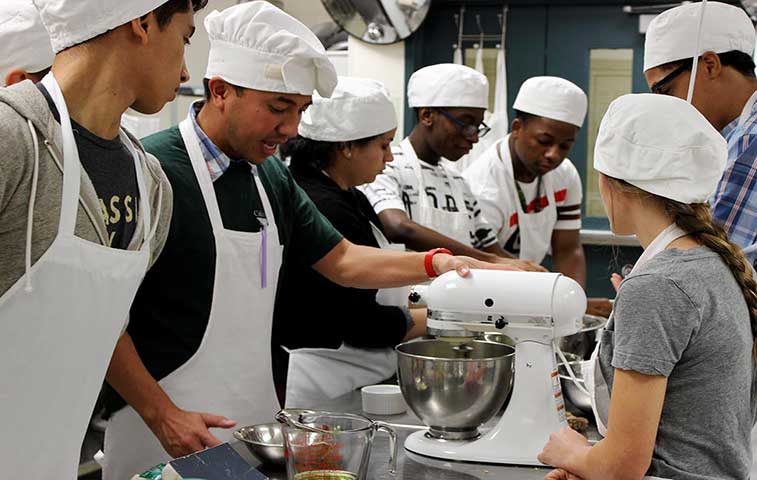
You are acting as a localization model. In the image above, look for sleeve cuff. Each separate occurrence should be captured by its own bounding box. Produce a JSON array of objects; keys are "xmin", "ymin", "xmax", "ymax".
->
[
  {"xmin": 373, "ymin": 199, "xmax": 407, "ymax": 215},
  {"xmin": 554, "ymin": 219, "xmax": 582, "ymax": 230},
  {"xmin": 611, "ymin": 349, "xmax": 674, "ymax": 377}
]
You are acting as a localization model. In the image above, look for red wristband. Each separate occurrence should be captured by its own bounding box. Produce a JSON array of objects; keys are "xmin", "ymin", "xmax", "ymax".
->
[{"xmin": 424, "ymin": 248, "xmax": 453, "ymax": 278}]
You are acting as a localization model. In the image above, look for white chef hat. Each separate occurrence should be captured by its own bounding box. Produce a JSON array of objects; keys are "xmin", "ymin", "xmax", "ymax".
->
[
  {"xmin": 644, "ymin": 1, "xmax": 755, "ymax": 72},
  {"xmin": 0, "ymin": 0, "xmax": 54, "ymax": 86},
  {"xmin": 407, "ymin": 63, "xmax": 489, "ymax": 109},
  {"xmin": 205, "ymin": 1, "xmax": 337, "ymax": 98},
  {"xmin": 594, "ymin": 93, "xmax": 727, "ymax": 204},
  {"xmin": 32, "ymin": 0, "xmax": 164, "ymax": 53},
  {"xmin": 512, "ymin": 76, "xmax": 588, "ymax": 128},
  {"xmin": 299, "ymin": 77, "xmax": 397, "ymax": 142}
]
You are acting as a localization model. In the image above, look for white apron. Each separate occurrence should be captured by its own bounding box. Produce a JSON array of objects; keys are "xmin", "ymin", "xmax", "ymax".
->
[
  {"xmin": 583, "ymin": 224, "xmax": 687, "ymax": 480},
  {"xmin": 103, "ymin": 118, "xmax": 283, "ymax": 479},
  {"xmin": 495, "ymin": 138, "xmax": 557, "ymax": 263},
  {"xmin": 0, "ymin": 73, "xmax": 153, "ymax": 479},
  {"xmin": 402, "ymin": 138, "xmax": 474, "ymax": 245},
  {"xmin": 284, "ymin": 223, "xmax": 405, "ymax": 409}
]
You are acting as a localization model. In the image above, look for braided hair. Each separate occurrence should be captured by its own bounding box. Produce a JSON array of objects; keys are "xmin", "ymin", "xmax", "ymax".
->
[
  {"xmin": 664, "ymin": 201, "xmax": 757, "ymax": 356},
  {"xmin": 606, "ymin": 177, "xmax": 757, "ymax": 357}
]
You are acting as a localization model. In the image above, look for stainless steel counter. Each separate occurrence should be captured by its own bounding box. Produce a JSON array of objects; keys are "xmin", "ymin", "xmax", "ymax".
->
[{"xmin": 233, "ymin": 391, "xmax": 597, "ymax": 480}]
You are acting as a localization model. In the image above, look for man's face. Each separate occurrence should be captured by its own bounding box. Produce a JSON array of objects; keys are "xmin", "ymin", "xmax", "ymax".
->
[
  {"xmin": 131, "ymin": 9, "xmax": 195, "ymax": 114},
  {"xmin": 221, "ymin": 86, "xmax": 312, "ymax": 164},
  {"xmin": 424, "ymin": 107, "xmax": 486, "ymax": 161},
  {"xmin": 510, "ymin": 116, "xmax": 578, "ymax": 177},
  {"xmin": 644, "ymin": 54, "xmax": 719, "ymax": 128}
]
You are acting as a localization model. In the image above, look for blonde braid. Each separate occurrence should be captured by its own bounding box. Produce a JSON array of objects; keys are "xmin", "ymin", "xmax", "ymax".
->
[{"xmin": 665, "ymin": 201, "xmax": 757, "ymax": 357}]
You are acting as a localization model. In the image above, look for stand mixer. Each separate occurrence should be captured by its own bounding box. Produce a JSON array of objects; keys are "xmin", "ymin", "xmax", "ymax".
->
[{"xmin": 403, "ymin": 270, "xmax": 587, "ymax": 466}]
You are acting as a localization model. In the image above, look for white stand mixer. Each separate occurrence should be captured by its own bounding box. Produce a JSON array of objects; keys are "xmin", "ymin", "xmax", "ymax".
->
[{"xmin": 405, "ymin": 270, "xmax": 587, "ymax": 466}]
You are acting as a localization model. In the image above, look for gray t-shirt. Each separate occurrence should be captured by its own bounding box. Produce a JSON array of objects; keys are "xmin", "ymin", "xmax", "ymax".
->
[{"xmin": 599, "ymin": 247, "xmax": 756, "ymax": 479}]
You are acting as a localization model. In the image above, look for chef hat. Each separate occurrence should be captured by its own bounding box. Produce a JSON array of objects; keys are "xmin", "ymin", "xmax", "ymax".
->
[
  {"xmin": 0, "ymin": 0, "xmax": 54, "ymax": 86},
  {"xmin": 205, "ymin": 1, "xmax": 337, "ymax": 98},
  {"xmin": 32, "ymin": 0, "xmax": 164, "ymax": 53},
  {"xmin": 407, "ymin": 64, "xmax": 489, "ymax": 109},
  {"xmin": 594, "ymin": 93, "xmax": 727, "ymax": 204},
  {"xmin": 644, "ymin": 1, "xmax": 755, "ymax": 72},
  {"xmin": 512, "ymin": 76, "xmax": 587, "ymax": 128},
  {"xmin": 299, "ymin": 77, "xmax": 397, "ymax": 142}
]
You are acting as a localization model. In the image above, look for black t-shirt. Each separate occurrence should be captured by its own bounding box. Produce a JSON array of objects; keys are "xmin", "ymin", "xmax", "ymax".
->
[
  {"xmin": 271, "ymin": 163, "xmax": 409, "ymax": 391},
  {"xmin": 38, "ymin": 84, "xmax": 139, "ymax": 249}
]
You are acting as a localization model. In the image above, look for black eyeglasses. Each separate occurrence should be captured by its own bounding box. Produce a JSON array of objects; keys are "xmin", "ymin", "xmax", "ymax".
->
[
  {"xmin": 437, "ymin": 109, "xmax": 491, "ymax": 140},
  {"xmin": 650, "ymin": 64, "xmax": 690, "ymax": 95}
]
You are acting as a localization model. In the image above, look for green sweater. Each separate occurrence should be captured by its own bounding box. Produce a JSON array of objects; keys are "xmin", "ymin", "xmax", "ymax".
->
[{"xmin": 104, "ymin": 125, "xmax": 342, "ymax": 415}]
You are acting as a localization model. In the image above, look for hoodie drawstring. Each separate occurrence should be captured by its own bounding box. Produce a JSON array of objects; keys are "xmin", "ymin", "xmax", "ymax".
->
[{"xmin": 24, "ymin": 119, "xmax": 41, "ymax": 293}]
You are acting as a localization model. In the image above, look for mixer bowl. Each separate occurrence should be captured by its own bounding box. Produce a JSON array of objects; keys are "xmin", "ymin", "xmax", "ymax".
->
[
  {"xmin": 557, "ymin": 352, "xmax": 592, "ymax": 414},
  {"xmin": 396, "ymin": 339, "xmax": 515, "ymax": 440}
]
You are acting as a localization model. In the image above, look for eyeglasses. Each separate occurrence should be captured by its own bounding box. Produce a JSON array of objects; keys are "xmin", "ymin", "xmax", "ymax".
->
[
  {"xmin": 650, "ymin": 64, "xmax": 690, "ymax": 95},
  {"xmin": 437, "ymin": 109, "xmax": 491, "ymax": 140}
]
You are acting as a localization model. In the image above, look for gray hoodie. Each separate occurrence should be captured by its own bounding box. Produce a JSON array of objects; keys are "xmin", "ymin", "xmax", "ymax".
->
[{"xmin": 0, "ymin": 80, "xmax": 172, "ymax": 295}]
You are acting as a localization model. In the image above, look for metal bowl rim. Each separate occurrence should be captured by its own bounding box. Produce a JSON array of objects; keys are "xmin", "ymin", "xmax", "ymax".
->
[
  {"xmin": 234, "ymin": 424, "xmax": 284, "ymax": 447},
  {"xmin": 395, "ymin": 340, "xmax": 515, "ymax": 362}
]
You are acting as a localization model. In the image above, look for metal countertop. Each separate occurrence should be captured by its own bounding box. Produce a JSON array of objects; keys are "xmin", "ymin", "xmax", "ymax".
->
[{"xmin": 232, "ymin": 390, "xmax": 598, "ymax": 480}]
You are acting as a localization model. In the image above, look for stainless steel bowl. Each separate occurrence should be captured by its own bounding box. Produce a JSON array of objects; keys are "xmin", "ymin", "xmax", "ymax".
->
[
  {"xmin": 234, "ymin": 423, "xmax": 285, "ymax": 466},
  {"xmin": 396, "ymin": 339, "xmax": 515, "ymax": 440},
  {"xmin": 559, "ymin": 314, "xmax": 607, "ymax": 359},
  {"xmin": 557, "ymin": 352, "xmax": 592, "ymax": 414}
]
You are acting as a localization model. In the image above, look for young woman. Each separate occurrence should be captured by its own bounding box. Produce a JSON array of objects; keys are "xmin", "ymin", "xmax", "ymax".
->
[
  {"xmin": 273, "ymin": 77, "xmax": 427, "ymax": 408},
  {"xmin": 539, "ymin": 93, "xmax": 757, "ymax": 479}
]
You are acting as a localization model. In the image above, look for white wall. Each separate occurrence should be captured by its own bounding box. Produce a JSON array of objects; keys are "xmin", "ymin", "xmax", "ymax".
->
[
  {"xmin": 347, "ymin": 36, "xmax": 406, "ymax": 142},
  {"xmin": 281, "ymin": 0, "xmax": 332, "ymax": 27}
]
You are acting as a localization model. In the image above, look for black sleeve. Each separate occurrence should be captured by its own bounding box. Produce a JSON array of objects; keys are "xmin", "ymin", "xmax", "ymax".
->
[{"xmin": 278, "ymin": 175, "xmax": 409, "ymax": 350}]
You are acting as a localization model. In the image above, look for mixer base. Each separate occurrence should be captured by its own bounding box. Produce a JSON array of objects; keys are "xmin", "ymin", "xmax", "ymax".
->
[{"xmin": 405, "ymin": 429, "xmax": 546, "ymax": 466}]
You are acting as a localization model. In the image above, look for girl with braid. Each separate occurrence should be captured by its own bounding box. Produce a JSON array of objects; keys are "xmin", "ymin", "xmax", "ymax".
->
[{"xmin": 539, "ymin": 94, "xmax": 757, "ymax": 480}]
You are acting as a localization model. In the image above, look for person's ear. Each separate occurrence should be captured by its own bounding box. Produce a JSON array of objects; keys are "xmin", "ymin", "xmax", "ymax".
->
[
  {"xmin": 701, "ymin": 51, "xmax": 723, "ymax": 80},
  {"xmin": 4, "ymin": 69, "xmax": 32, "ymax": 87},
  {"xmin": 419, "ymin": 107, "xmax": 435, "ymax": 127},
  {"xmin": 128, "ymin": 13, "xmax": 154, "ymax": 46},
  {"xmin": 511, "ymin": 118, "xmax": 523, "ymax": 140},
  {"xmin": 207, "ymin": 78, "xmax": 234, "ymax": 110}
]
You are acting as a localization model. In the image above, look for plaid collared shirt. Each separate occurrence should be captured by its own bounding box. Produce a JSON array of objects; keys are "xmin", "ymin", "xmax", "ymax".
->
[
  {"xmin": 711, "ymin": 93, "xmax": 757, "ymax": 267},
  {"xmin": 187, "ymin": 101, "xmax": 267, "ymax": 226},
  {"xmin": 190, "ymin": 101, "xmax": 235, "ymax": 182}
]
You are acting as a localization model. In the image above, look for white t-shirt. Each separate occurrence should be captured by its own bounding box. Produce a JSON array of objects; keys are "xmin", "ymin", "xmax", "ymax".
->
[
  {"xmin": 464, "ymin": 145, "xmax": 582, "ymax": 258},
  {"xmin": 361, "ymin": 143, "xmax": 497, "ymax": 249}
]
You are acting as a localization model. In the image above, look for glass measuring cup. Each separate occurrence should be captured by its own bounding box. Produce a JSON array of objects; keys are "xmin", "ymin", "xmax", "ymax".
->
[{"xmin": 275, "ymin": 409, "xmax": 397, "ymax": 480}]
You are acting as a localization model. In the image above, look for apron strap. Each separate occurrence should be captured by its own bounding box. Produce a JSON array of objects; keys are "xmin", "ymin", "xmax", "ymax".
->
[
  {"xmin": 119, "ymin": 131, "xmax": 153, "ymax": 248},
  {"xmin": 179, "ymin": 118, "xmax": 226, "ymax": 234},
  {"xmin": 41, "ymin": 73, "xmax": 81, "ymax": 238},
  {"xmin": 402, "ymin": 138, "xmax": 432, "ymax": 209}
]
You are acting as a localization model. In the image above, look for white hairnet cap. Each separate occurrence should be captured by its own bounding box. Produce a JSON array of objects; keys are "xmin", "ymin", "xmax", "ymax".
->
[
  {"xmin": 407, "ymin": 63, "xmax": 489, "ymax": 109},
  {"xmin": 594, "ymin": 93, "xmax": 727, "ymax": 204},
  {"xmin": 0, "ymin": 0, "xmax": 54, "ymax": 86},
  {"xmin": 513, "ymin": 76, "xmax": 588, "ymax": 128},
  {"xmin": 32, "ymin": 0, "xmax": 164, "ymax": 53},
  {"xmin": 205, "ymin": 1, "xmax": 337, "ymax": 97},
  {"xmin": 299, "ymin": 77, "xmax": 397, "ymax": 142},
  {"xmin": 644, "ymin": 1, "xmax": 755, "ymax": 72}
]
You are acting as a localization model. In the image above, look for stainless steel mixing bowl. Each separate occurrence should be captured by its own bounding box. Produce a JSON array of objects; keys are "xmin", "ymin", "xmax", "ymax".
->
[
  {"xmin": 557, "ymin": 352, "xmax": 592, "ymax": 414},
  {"xmin": 234, "ymin": 423, "xmax": 286, "ymax": 466},
  {"xmin": 396, "ymin": 339, "xmax": 515, "ymax": 440}
]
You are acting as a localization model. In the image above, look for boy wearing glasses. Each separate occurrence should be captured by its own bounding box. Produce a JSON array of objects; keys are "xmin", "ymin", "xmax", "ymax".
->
[
  {"xmin": 464, "ymin": 76, "xmax": 591, "ymax": 288},
  {"xmin": 643, "ymin": 2, "xmax": 757, "ymax": 268},
  {"xmin": 363, "ymin": 64, "xmax": 539, "ymax": 268}
]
